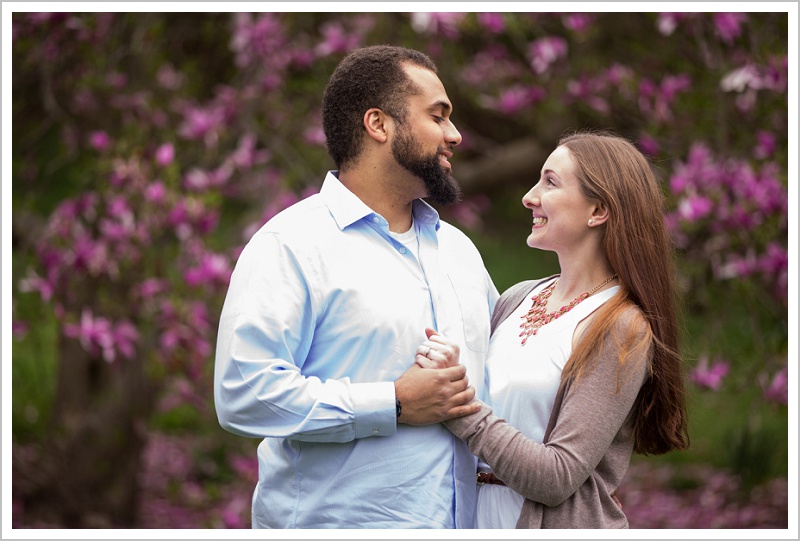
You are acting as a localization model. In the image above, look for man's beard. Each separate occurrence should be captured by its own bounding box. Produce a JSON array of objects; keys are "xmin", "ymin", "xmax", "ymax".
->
[{"xmin": 392, "ymin": 126, "xmax": 462, "ymax": 206}]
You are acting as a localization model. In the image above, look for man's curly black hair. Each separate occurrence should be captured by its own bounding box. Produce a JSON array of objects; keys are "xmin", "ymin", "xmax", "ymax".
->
[{"xmin": 321, "ymin": 45, "xmax": 438, "ymax": 171}]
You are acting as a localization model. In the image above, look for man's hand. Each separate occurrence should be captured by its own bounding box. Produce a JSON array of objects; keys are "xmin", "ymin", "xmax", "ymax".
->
[{"xmin": 394, "ymin": 363, "xmax": 480, "ymax": 425}]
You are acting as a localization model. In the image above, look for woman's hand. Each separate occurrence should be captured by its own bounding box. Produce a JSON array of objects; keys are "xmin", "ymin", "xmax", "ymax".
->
[{"xmin": 415, "ymin": 327, "xmax": 461, "ymax": 369}]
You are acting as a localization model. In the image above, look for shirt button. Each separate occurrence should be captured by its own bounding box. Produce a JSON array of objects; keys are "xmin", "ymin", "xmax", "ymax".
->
[
  {"xmin": 398, "ymin": 247, "xmax": 406, "ymax": 254},
  {"xmin": 372, "ymin": 216, "xmax": 380, "ymax": 223},
  {"xmin": 372, "ymin": 428, "xmax": 380, "ymax": 435}
]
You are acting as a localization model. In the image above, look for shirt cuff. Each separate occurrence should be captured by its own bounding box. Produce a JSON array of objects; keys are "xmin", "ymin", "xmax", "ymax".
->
[{"xmin": 352, "ymin": 381, "xmax": 397, "ymax": 439}]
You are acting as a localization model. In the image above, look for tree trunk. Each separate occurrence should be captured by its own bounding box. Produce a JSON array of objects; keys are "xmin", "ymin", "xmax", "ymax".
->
[
  {"xmin": 457, "ymin": 136, "xmax": 549, "ymax": 194},
  {"xmin": 23, "ymin": 332, "xmax": 156, "ymax": 527}
]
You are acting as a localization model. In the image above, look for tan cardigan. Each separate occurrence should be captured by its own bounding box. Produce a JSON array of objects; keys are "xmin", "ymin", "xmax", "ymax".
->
[{"xmin": 445, "ymin": 278, "xmax": 649, "ymax": 528}]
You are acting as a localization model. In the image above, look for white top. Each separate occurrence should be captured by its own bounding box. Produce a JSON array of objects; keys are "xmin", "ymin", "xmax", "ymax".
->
[{"xmin": 476, "ymin": 278, "xmax": 620, "ymax": 528}]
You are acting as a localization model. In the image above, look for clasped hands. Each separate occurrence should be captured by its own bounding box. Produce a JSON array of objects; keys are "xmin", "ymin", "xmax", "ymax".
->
[{"xmin": 394, "ymin": 327, "xmax": 480, "ymax": 425}]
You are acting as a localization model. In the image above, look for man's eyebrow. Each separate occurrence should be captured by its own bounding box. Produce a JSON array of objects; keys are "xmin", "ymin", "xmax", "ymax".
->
[{"xmin": 428, "ymin": 100, "xmax": 452, "ymax": 114}]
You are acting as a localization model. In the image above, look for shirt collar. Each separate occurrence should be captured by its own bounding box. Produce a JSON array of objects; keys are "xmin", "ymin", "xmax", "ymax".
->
[
  {"xmin": 320, "ymin": 171, "xmax": 441, "ymax": 231},
  {"xmin": 411, "ymin": 198, "xmax": 441, "ymax": 231}
]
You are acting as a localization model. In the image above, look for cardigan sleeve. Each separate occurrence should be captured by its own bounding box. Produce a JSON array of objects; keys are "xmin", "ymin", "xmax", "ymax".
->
[{"xmin": 444, "ymin": 319, "xmax": 649, "ymax": 507}]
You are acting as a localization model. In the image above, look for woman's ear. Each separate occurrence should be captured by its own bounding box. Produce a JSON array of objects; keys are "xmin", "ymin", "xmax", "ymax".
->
[
  {"xmin": 363, "ymin": 108, "xmax": 390, "ymax": 143},
  {"xmin": 589, "ymin": 202, "xmax": 609, "ymax": 227}
]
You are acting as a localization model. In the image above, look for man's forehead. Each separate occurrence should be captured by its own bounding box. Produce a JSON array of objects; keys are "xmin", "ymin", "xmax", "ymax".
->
[{"xmin": 403, "ymin": 65, "xmax": 452, "ymax": 109}]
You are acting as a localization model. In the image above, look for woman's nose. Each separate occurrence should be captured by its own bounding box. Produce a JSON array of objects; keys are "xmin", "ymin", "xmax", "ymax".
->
[{"xmin": 522, "ymin": 186, "xmax": 539, "ymax": 208}]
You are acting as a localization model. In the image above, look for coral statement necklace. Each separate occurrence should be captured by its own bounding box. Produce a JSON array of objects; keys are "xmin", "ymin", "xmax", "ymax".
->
[{"xmin": 519, "ymin": 274, "xmax": 617, "ymax": 345}]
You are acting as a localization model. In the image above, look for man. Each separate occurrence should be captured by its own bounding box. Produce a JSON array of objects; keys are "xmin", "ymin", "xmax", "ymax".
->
[{"xmin": 214, "ymin": 45, "xmax": 498, "ymax": 529}]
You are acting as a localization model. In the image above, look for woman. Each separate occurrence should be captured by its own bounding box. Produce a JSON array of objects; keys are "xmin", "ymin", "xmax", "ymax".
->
[{"xmin": 415, "ymin": 130, "xmax": 689, "ymax": 528}]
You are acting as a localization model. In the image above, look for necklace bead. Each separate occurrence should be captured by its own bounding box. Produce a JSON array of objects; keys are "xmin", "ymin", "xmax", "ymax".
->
[{"xmin": 519, "ymin": 274, "xmax": 617, "ymax": 345}]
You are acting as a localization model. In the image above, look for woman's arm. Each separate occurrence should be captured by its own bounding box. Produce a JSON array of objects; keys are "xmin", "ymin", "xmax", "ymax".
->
[{"xmin": 443, "ymin": 329, "xmax": 648, "ymax": 506}]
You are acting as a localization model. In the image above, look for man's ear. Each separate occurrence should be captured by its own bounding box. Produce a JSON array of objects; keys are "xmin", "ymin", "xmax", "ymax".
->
[{"xmin": 363, "ymin": 108, "xmax": 391, "ymax": 143}]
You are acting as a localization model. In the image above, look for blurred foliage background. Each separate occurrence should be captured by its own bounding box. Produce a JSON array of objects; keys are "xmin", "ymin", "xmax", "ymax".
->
[{"xmin": 9, "ymin": 10, "xmax": 791, "ymax": 530}]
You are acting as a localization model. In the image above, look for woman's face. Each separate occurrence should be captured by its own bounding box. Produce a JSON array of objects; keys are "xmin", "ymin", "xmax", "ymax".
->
[{"xmin": 521, "ymin": 145, "xmax": 598, "ymax": 253}]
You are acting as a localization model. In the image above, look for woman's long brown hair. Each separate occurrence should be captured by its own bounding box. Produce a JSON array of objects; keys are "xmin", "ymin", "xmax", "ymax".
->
[{"xmin": 559, "ymin": 130, "xmax": 689, "ymax": 455}]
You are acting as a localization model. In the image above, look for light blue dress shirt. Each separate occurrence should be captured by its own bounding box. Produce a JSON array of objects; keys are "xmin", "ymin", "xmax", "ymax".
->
[{"xmin": 214, "ymin": 171, "xmax": 498, "ymax": 528}]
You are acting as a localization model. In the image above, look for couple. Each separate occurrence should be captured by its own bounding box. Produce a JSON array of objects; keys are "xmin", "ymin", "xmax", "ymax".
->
[{"xmin": 213, "ymin": 45, "xmax": 689, "ymax": 529}]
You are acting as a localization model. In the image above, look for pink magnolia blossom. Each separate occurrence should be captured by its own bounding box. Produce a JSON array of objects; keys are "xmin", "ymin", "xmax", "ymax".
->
[
  {"xmin": 637, "ymin": 134, "xmax": 660, "ymax": 157},
  {"xmin": 230, "ymin": 12, "xmax": 286, "ymax": 69},
  {"xmin": 528, "ymin": 36, "xmax": 568, "ymax": 74},
  {"xmin": 186, "ymin": 302, "xmax": 211, "ymax": 334},
  {"xmin": 195, "ymin": 208, "xmax": 219, "ymax": 235},
  {"xmin": 691, "ymin": 356, "xmax": 729, "ymax": 391},
  {"xmin": 665, "ymin": 142, "xmax": 787, "ymax": 260},
  {"xmin": 27, "ymin": 12, "xmax": 70, "ymax": 25},
  {"xmin": 483, "ymin": 85, "xmax": 545, "ymax": 115},
  {"xmin": 714, "ymin": 251, "xmax": 758, "ymax": 280},
  {"xmin": 220, "ymin": 490, "xmax": 253, "ymax": 528},
  {"xmin": 566, "ymin": 77, "xmax": 609, "ymax": 114},
  {"xmin": 183, "ymin": 252, "xmax": 232, "ymax": 287},
  {"xmin": 156, "ymin": 63, "xmax": 183, "ymax": 90},
  {"xmin": 159, "ymin": 326, "xmax": 182, "ymax": 353},
  {"xmin": 661, "ymin": 74, "xmax": 691, "ymax": 101},
  {"xmin": 713, "ymin": 13, "xmax": 747, "ymax": 44},
  {"xmin": 720, "ymin": 65, "xmax": 760, "ymax": 93},
  {"xmin": 720, "ymin": 60, "xmax": 786, "ymax": 114},
  {"xmin": 677, "ymin": 194, "xmax": 714, "ymax": 222},
  {"xmin": 314, "ymin": 21, "xmax": 362, "ymax": 57},
  {"xmin": 303, "ymin": 126, "xmax": 326, "ymax": 146},
  {"xmin": 656, "ymin": 13, "xmax": 688, "ymax": 36},
  {"xmin": 88, "ymin": 130, "xmax": 111, "ymax": 151},
  {"xmin": 182, "ymin": 165, "xmax": 231, "ymax": 193},
  {"xmin": 145, "ymin": 181, "xmax": 167, "ymax": 204},
  {"xmin": 155, "ymin": 143, "xmax": 175, "ymax": 167},
  {"xmin": 18, "ymin": 270, "xmax": 55, "ymax": 302},
  {"xmin": 753, "ymin": 131, "xmax": 776, "ymax": 159},
  {"xmin": 166, "ymin": 198, "xmax": 216, "ymax": 239},
  {"xmin": 98, "ymin": 196, "xmax": 136, "ymax": 245},
  {"xmin": 459, "ymin": 45, "xmax": 523, "ymax": 88},
  {"xmin": 759, "ymin": 367, "xmax": 788, "ymax": 405},
  {"xmin": 759, "ymin": 242, "xmax": 788, "ymax": 300},
  {"xmin": 158, "ymin": 377, "xmax": 203, "ymax": 412},
  {"xmin": 605, "ymin": 63, "xmax": 634, "ymax": 85},
  {"xmin": 410, "ymin": 13, "xmax": 465, "ymax": 39},
  {"xmin": 114, "ymin": 321, "xmax": 140, "ymax": 360},
  {"xmin": 79, "ymin": 313, "xmax": 109, "ymax": 362},
  {"xmin": 759, "ymin": 242, "xmax": 788, "ymax": 277},
  {"xmin": 477, "ymin": 13, "xmax": 505, "ymax": 34},
  {"xmin": 227, "ymin": 133, "xmax": 271, "ymax": 169},
  {"xmin": 105, "ymin": 71, "xmax": 127, "ymax": 88},
  {"xmin": 562, "ymin": 13, "xmax": 593, "ymax": 33},
  {"xmin": 70, "ymin": 231, "xmax": 110, "ymax": 275},
  {"xmin": 178, "ymin": 107, "xmax": 224, "ymax": 142},
  {"xmin": 136, "ymin": 278, "xmax": 169, "ymax": 299},
  {"xmin": 638, "ymin": 74, "xmax": 691, "ymax": 122},
  {"xmin": 13, "ymin": 319, "xmax": 29, "ymax": 339},
  {"xmin": 290, "ymin": 48, "xmax": 315, "ymax": 69},
  {"xmin": 107, "ymin": 196, "xmax": 131, "ymax": 219},
  {"xmin": 183, "ymin": 169, "xmax": 214, "ymax": 191}
]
